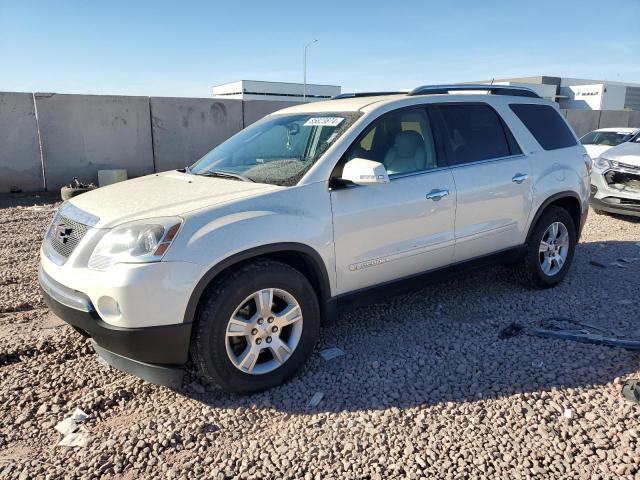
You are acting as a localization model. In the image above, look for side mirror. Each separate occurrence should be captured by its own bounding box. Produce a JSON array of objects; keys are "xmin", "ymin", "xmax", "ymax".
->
[{"xmin": 341, "ymin": 158, "xmax": 390, "ymax": 186}]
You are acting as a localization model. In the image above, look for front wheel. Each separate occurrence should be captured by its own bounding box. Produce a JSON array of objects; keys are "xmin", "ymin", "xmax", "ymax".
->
[
  {"xmin": 191, "ymin": 260, "xmax": 320, "ymax": 393},
  {"xmin": 519, "ymin": 206, "xmax": 576, "ymax": 289}
]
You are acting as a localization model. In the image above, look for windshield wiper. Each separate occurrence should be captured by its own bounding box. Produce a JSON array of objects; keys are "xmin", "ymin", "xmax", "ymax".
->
[{"xmin": 196, "ymin": 170, "xmax": 254, "ymax": 183}]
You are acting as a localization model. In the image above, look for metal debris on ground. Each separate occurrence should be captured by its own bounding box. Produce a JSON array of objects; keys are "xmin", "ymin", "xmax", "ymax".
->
[
  {"xmin": 70, "ymin": 408, "xmax": 88, "ymax": 422},
  {"xmin": 319, "ymin": 347, "xmax": 345, "ymax": 361},
  {"xmin": 531, "ymin": 360, "xmax": 544, "ymax": 369},
  {"xmin": 308, "ymin": 392, "xmax": 324, "ymax": 408},
  {"xmin": 589, "ymin": 260, "xmax": 607, "ymax": 268},
  {"xmin": 530, "ymin": 317, "xmax": 640, "ymax": 351},
  {"xmin": 54, "ymin": 408, "xmax": 90, "ymax": 447},
  {"xmin": 54, "ymin": 417, "xmax": 78, "ymax": 436},
  {"xmin": 58, "ymin": 427, "xmax": 91, "ymax": 448},
  {"xmin": 622, "ymin": 380, "xmax": 640, "ymax": 405}
]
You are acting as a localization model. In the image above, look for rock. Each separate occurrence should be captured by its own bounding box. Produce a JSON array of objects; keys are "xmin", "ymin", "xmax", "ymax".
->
[{"xmin": 584, "ymin": 412, "xmax": 598, "ymax": 422}]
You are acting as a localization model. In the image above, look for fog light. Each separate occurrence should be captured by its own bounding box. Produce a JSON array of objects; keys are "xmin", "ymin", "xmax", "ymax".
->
[{"xmin": 97, "ymin": 296, "xmax": 121, "ymax": 320}]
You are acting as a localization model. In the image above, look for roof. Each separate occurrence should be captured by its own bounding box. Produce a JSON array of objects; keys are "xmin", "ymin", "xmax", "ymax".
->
[{"xmin": 273, "ymin": 84, "xmax": 544, "ymax": 115}]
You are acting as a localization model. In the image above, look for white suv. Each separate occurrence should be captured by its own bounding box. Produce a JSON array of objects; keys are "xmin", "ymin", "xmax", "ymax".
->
[{"xmin": 39, "ymin": 85, "xmax": 591, "ymax": 393}]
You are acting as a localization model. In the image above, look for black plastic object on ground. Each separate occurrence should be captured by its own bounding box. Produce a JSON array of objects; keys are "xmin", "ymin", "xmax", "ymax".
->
[
  {"xmin": 530, "ymin": 317, "xmax": 640, "ymax": 351},
  {"xmin": 498, "ymin": 322, "xmax": 524, "ymax": 339},
  {"xmin": 60, "ymin": 177, "xmax": 96, "ymax": 201}
]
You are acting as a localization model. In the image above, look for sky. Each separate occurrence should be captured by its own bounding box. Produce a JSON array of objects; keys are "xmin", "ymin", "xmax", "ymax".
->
[{"xmin": 1, "ymin": 0, "xmax": 639, "ymax": 97}]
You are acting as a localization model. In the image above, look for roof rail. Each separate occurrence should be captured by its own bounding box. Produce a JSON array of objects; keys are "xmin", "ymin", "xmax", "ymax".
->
[
  {"xmin": 332, "ymin": 91, "xmax": 407, "ymax": 100},
  {"xmin": 408, "ymin": 84, "xmax": 541, "ymax": 98}
]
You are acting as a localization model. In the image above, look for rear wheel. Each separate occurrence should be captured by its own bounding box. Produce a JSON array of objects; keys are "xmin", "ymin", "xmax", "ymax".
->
[
  {"xmin": 191, "ymin": 260, "xmax": 320, "ymax": 393},
  {"xmin": 519, "ymin": 206, "xmax": 576, "ymax": 288}
]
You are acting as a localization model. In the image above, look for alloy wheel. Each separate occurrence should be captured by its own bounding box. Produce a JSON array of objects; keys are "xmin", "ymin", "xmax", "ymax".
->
[
  {"xmin": 225, "ymin": 288, "xmax": 303, "ymax": 375},
  {"xmin": 538, "ymin": 221, "xmax": 570, "ymax": 276}
]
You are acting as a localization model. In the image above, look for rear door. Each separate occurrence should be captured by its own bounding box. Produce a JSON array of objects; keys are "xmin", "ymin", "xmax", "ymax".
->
[{"xmin": 430, "ymin": 102, "xmax": 533, "ymax": 262}]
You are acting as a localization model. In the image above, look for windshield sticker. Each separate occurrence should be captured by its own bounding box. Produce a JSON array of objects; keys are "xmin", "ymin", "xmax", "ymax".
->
[{"xmin": 304, "ymin": 117, "xmax": 344, "ymax": 127}]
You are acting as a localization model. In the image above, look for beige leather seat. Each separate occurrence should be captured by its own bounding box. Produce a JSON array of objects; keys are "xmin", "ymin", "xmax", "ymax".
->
[{"xmin": 383, "ymin": 130, "xmax": 427, "ymax": 175}]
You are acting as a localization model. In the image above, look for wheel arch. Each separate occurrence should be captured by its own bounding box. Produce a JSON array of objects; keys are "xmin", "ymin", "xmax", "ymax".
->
[
  {"xmin": 183, "ymin": 243, "xmax": 334, "ymax": 325},
  {"xmin": 526, "ymin": 191, "xmax": 583, "ymax": 244}
]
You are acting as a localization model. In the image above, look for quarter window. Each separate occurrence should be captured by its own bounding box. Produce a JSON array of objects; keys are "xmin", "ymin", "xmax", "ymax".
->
[
  {"xmin": 434, "ymin": 104, "xmax": 513, "ymax": 166},
  {"xmin": 344, "ymin": 108, "xmax": 439, "ymax": 176},
  {"xmin": 510, "ymin": 104, "xmax": 577, "ymax": 151}
]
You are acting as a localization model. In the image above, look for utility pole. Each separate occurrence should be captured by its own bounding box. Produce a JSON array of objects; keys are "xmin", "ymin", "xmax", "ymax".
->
[{"xmin": 303, "ymin": 39, "xmax": 318, "ymax": 102}]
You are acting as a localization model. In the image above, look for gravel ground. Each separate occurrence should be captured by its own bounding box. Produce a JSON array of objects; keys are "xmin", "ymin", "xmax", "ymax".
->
[{"xmin": 0, "ymin": 194, "xmax": 639, "ymax": 479}]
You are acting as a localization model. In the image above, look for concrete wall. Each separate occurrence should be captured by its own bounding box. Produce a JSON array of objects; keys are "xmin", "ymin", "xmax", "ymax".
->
[
  {"xmin": 34, "ymin": 93, "xmax": 154, "ymax": 189},
  {"xmin": 564, "ymin": 109, "xmax": 601, "ymax": 137},
  {"xmin": 243, "ymin": 100, "xmax": 300, "ymax": 126},
  {"xmin": 561, "ymin": 109, "xmax": 640, "ymax": 137},
  {"xmin": 150, "ymin": 97, "xmax": 243, "ymax": 172},
  {"xmin": 6, "ymin": 89, "xmax": 638, "ymax": 193},
  {"xmin": 0, "ymin": 93, "xmax": 43, "ymax": 193},
  {"xmin": 599, "ymin": 110, "xmax": 630, "ymax": 128}
]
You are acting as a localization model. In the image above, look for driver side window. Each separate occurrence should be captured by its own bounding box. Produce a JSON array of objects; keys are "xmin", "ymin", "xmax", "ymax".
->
[{"xmin": 345, "ymin": 108, "xmax": 439, "ymax": 176}]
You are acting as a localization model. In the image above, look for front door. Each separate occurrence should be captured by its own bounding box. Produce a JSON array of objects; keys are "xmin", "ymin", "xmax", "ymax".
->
[{"xmin": 330, "ymin": 107, "xmax": 456, "ymax": 295}]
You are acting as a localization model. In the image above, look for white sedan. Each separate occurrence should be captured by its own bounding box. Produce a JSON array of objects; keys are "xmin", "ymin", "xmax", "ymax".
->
[{"xmin": 580, "ymin": 127, "xmax": 640, "ymax": 158}]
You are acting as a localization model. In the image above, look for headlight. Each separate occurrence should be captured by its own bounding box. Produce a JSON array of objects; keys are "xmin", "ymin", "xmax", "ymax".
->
[
  {"xmin": 593, "ymin": 157, "xmax": 612, "ymax": 171},
  {"xmin": 88, "ymin": 217, "xmax": 182, "ymax": 271}
]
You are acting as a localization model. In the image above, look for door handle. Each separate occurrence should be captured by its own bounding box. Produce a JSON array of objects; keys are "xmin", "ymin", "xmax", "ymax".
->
[
  {"xmin": 425, "ymin": 189, "xmax": 449, "ymax": 201},
  {"xmin": 512, "ymin": 173, "xmax": 529, "ymax": 184}
]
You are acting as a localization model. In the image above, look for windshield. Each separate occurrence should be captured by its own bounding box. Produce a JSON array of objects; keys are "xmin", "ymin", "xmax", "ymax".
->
[
  {"xmin": 580, "ymin": 131, "xmax": 633, "ymax": 146},
  {"xmin": 189, "ymin": 112, "xmax": 359, "ymax": 186}
]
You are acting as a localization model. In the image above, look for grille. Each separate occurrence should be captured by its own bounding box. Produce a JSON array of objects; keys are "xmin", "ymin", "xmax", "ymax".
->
[
  {"xmin": 46, "ymin": 214, "xmax": 90, "ymax": 260},
  {"xmin": 611, "ymin": 161, "xmax": 640, "ymax": 173}
]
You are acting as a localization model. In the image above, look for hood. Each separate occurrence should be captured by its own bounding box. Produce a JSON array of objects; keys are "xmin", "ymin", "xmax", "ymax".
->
[
  {"xmin": 69, "ymin": 171, "xmax": 282, "ymax": 228},
  {"xmin": 583, "ymin": 144, "xmax": 614, "ymax": 159},
  {"xmin": 601, "ymin": 141, "xmax": 640, "ymax": 167}
]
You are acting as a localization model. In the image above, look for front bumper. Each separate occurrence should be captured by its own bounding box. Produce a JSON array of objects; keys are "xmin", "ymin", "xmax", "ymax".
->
[
  {"xmin": 590, "ymin": 167, "xmax": 640, "ymax": 217},
  {"xmin": 590, "ymin": 193, "xmax": 640, "ymax": 217},
  {"xmin": 39, "ymin": 266, "xmax": 191, "ymax": 388}
]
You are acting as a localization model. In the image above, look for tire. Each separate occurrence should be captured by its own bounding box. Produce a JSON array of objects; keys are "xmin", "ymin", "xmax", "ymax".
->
[
  {"xmin": 191, "ymin": 259, "xmax": 321, "ymax": 394},
  {"xmin": 518, "ymin": 206, "xmax": 576, "ymax": 289},
  {"xmin": 60, "ymin": 186, "xmax": 92, "ymax": 201}
]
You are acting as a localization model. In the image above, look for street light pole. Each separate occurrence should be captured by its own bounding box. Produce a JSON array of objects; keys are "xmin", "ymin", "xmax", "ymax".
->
[{"xmin": 303, "ymin": 39, "xmax": 318, "ymax": 102}]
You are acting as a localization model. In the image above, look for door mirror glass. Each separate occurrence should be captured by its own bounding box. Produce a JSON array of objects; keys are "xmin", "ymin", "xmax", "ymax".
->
[{"xmin": 341, "ymin": 158, "xmax": 390, "ymax": 185}]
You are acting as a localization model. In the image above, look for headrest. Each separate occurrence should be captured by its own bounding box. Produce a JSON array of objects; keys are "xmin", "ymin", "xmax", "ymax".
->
[{"xmin": 394, "ymin": 130, "xmax": 424, "ymax": 157}]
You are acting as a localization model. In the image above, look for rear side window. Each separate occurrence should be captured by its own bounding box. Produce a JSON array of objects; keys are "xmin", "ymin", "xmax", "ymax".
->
[
  {"xmin": 433, "ymin": 104, "xmax": 513, "ymax": 166},
  {"xmin": 510, "ymin": 104, "xmax": 577, "ymax": 150}
]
